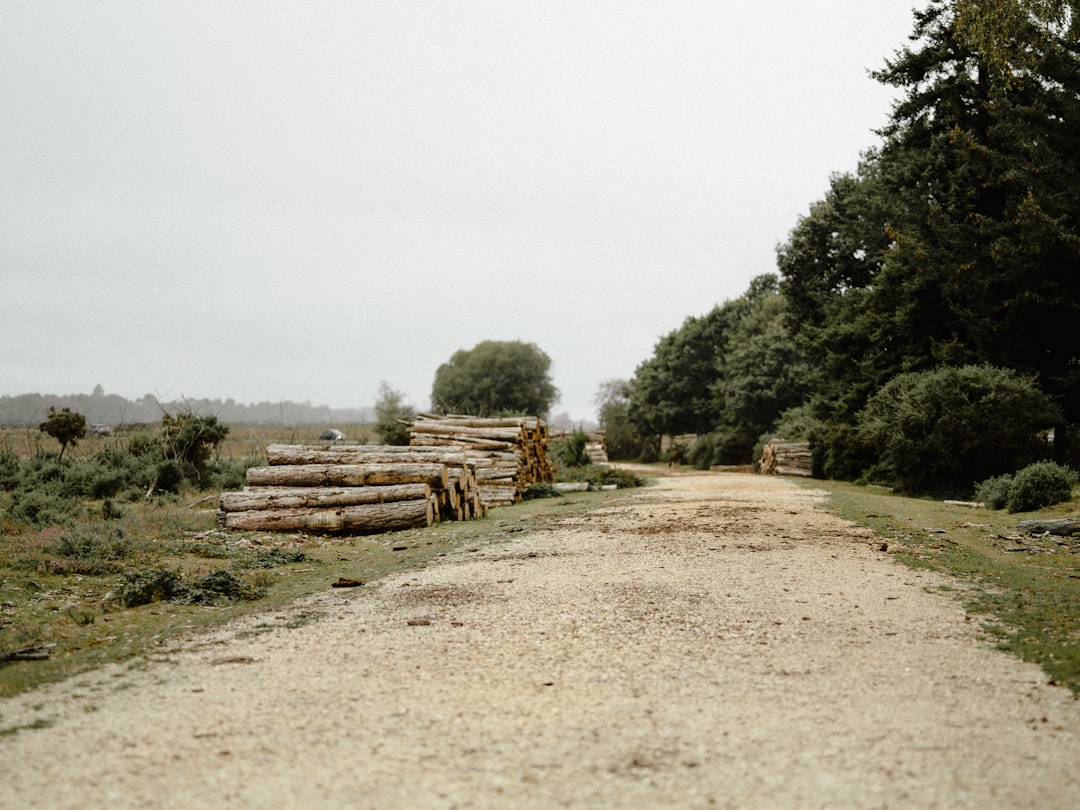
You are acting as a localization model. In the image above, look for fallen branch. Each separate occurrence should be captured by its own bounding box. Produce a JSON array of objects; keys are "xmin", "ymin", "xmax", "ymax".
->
[
  {"xmin": 1, "ymin": 643, "xmax": 56, "ymax": 663},
  {"xmin": 1016, "ymin": 518, "xmax": 1080, "ymax": 537}
]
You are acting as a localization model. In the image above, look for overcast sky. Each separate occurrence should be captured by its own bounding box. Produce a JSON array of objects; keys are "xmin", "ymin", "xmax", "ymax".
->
[{"xmin": 2, "ymin": 1, "xmax": 919, "ymax": 423}]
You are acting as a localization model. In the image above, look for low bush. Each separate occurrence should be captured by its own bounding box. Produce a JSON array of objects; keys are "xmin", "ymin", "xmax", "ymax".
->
[
  {"xmin": 550, "ymin": 430, "xmax": 592, "ymax": 468},
  {"xmin": 555, "ymin": 465, "xmax": 645, "ymax": 489},
  {"xmin": 117, "ymin": 567, "xmax": 266, "ymax": 608},
  {"xmin": 523, "ymin": 483, "xmax": 563, "ymax": 500},
  {"xmin": 856, "ymin": 365, "xmax": 1060, "ymax": 497},
  {"xmin": 1005, "ymin": 462, "xmax": 1077, "ymax": 513},
  {"xmin": 974, "ymin": 474, "xmax": 1013, "ymax": 510},
  {"xmin": 52, "ymin": 524, "xmax": 132, "ymax": 563},
  {"xmin": 7, "ymin": 490, "xmax": 81, "ymax": 527},
  {"xmin": 975, "ymin": 462, "xmax": 1077, "ymax": 512}
]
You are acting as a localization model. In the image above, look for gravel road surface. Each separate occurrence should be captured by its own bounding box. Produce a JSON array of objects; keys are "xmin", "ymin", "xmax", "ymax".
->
[{"xmin": 2, "ymin": 471, "xmax": 1079, "ymax": 808}]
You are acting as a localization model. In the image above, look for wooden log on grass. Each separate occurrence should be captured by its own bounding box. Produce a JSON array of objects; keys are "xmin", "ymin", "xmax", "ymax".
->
[
  {"xmin": 1016, "ymin": 517, "xmax": 1080, "ymax": 536},
  {"xmin": 220, "ymin": 498, "xmax": 433, "ymax": 534}
]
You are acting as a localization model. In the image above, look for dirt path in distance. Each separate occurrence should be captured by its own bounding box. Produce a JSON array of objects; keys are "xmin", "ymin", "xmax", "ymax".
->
[{"xmin": 2, "ymin": 471, "xmax": 1079, "ymax": 808}]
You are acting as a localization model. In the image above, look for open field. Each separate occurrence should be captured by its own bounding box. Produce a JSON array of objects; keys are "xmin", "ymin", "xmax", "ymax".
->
[{"xmin": 0, "ymin": 424, "xmax": 381, "ymax": 466}]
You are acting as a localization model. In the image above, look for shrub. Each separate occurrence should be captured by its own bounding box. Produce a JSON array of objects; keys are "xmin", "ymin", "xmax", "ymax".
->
[
  {"xmin": 1005, "ymin": 461, "xmax": 1077, "ymax": 513},
  {"xmin": 153, "ymin": 460, "xmax": 184, "ymax": 495},
  {"xmin": 52, "ymin": 524, "xmax": 131, "ymax": 562},
  {"xmin": 0, "ymin": 450, "xmax": 21, "ymax": 490},
  {"xmin": 688, "ymin": 434, "xmax": 720, "ymax": 470},
  {"xmin": 523, "ymin": 483, "xmax": 563, "ymax": 500},
  {"xmin": 974, "ymin": 474, "xmax": 1014, "ymax": 510},
  {"xmin": 856, "ymin": 365, "xmax": 1060, "ymax": 497},
  {"xmin": 555, "ymin": 465, "xmax": 645, "ymax": 489},
  {"xmin": 551, "ymin": 430, "xmax": 592, "ymax": 468},
  {"xmin": 39, "ymin": 406, "xmax": 87, "ymax": 460},
  {"xmin": 118, "ymin": 567, "xmax": 266, "ymax": 608},
  {"xmin": 7, "ymin": 490, "xmax": 79, "ymax": 527},
  {"xmin": 117, "ymin": 568, "xmax": 188, "ymax": 607}
]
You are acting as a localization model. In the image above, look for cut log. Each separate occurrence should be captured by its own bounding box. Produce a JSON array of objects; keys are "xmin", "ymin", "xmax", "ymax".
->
[
  {"xmin": 266, "ymin": 444, "xmax": 476, "ymax": 468},
  {"xmin": 1016, "ymin": 518, "xmax": 1080, "ymax": 536},
  {"xmin": 219, "ymin": 498, "xmax": 433, "ymax": 534},
  {"xmin": 758, "ymin": 439, "xmax": 813, "ymax": 477},
  {"xmin": 219, "ymin": 484, "xmax": 429, "ymax": 512},
  {"xmin": 246, "ymin": 463, "xmax": 448, "ymax": 490}
]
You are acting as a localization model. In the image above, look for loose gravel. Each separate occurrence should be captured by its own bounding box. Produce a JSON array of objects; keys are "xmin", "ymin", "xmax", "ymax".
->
[{"xmin": 2, "ymin": 472, "xmax": 1079, "ymax": 809}]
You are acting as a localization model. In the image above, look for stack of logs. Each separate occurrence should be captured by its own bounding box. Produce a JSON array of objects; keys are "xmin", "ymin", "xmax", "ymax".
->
[
  {"xmin": 549, "ymin": 428, "xmax": 609, "ymax": 464},
  {"xmin": 218, "ymin": 444, "xmax": 486, "ymax": 534},
  {"xmin": 408, "ymin": 414, "xmax": 554, "ymax": 507},
  {"xmin": 758, "ymin": 439, "xmax": 813, "ymax": 477}
]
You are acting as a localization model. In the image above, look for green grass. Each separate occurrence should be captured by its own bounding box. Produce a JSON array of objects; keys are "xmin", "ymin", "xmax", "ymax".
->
[
  {"xmin": 804, "ymin": 478, "xmax": 1080, "ymax": 695},
  {"xmin": 0, "ymin": 486, "xmax": 633, "ymax": 699}
]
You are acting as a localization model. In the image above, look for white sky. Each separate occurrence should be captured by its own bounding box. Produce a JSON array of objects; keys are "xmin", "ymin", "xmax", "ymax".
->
[{"xmin": 1, "ymin": 1, "xmax": 918, "ymax": 423}]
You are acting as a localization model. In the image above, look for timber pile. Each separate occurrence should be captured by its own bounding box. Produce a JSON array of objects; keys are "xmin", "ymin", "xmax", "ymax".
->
[
  {"xmin": 408, "ymin": 414, "xmax": 554, "ymax": 506},
  {"xmin": 218, "ymin": 444, "xmax": 486, "ymax": 534},
  {"xmin": 549, "ymin": 428, "xmax": 609, "ymax": 464},
  {"xmin": 758, "ymin": 439, "xmax": 813, "ymax": 477}
]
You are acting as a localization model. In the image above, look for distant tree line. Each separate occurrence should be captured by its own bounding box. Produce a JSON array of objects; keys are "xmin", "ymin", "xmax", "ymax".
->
[
  {"xmin": 0, "ymin": 385, "xmax": 374, "ymax": 428},
  {"xmin": 601, "ymin": 0, "xmax": 1080, "ymax": 498}
]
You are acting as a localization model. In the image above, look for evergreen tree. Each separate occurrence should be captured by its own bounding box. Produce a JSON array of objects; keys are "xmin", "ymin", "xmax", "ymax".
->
[{"xmin": 779, "ymin": 0, "xmax": 1080, "ymax": 467}]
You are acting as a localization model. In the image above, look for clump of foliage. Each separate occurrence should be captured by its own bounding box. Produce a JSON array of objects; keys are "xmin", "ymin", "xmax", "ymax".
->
[
  {"xmin": 39, "ymin": 407, "xmax": 87, "ymax": 460},
  {"xmin": 7, "ymin": 489, "xmax": 81, "ymax": 527},
  {"xmin": 594, "ymin": 380, "xmax": 644, "ymax": 461},
  {"xmin": 522, "ymin": 483, "xmax": 563, "ymax": 500},
  {"xmin": 2, "ymin": 411, "xmax": 247, "ymax": 528},
  {"xmin": 117, "ymin": 567, "xmax": 265, "ymax": 608},
  {"xmin": 431, "ymin": 340, "xmax": 559, "ymax": 418},
  {"xmin": 374, "ymin": 382, "xmax": 415, "ymax": 445},
  {"xmin": 45, "ymin": 525, "xmax": 133, "ymax": 575},
  {"xmin": 856, "ymin": 365, "xmax": 1061, "ymax": 497},
  {"xmin": 977, "ymin": 461, "xmax": 1078, "ymax": 513},
  {"xmin": 160, "ymin": 412, "xmax": 230, "ymax": 487},
  {"xmin": 555, "ymin": 465, "xmax": 645, "ymax": 490},
  {"xmin": 974, "ymin": 474, "xmax": 1014, "ymax": 510},
  {"xmin": 550, "ymin": 429, "xmax": 592, "ymax": 468}
]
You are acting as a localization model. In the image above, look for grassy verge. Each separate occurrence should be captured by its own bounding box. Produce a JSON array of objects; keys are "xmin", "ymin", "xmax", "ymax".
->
[
  {"xmin": 0, "ymin": 487, "xmax": 635, "ymax": 699},
  {"xmin": 805, "ymin": 478, "xmax": 1080, "ymax": 695}
]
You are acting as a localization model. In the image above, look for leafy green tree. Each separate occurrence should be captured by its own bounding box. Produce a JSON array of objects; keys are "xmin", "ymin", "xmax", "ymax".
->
[
  {"xmin": 595, "ymin": 379, "xmax": 644, "ymax": 461},
  {"xmin": 374, "ymin": 382, "xmax": 415, "ymax": 445},
  {"xmin": 711, "ymin": 275, "xmax": 810, "ymax": 461},
  {"xmin": 870, "ymin": 0, "xmax": 1080, "ymax": 447},
  {"xmin": 431, "ymin": 340, "xmax": 559, "ymax": 417},
  {"xmin": 628, "ymin": 306, "xmax": 733, "ymax": 444},
  {"xmin": 955, "ymin": 0, "xmax": 1079, "ymax": 79},
  {"xmin": 779, "ymin": 0, "xmax": 1080, "ymax": 470},
  {"xmin": 39, "ymin": 407, "xmax": 86, "ymax": 460}
]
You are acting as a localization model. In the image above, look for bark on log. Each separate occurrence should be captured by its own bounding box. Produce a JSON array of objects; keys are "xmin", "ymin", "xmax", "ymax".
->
[
  {"xmin": 246, "ymin": 463, "xmax": 448, "ymax": 490},
  {"xmin": 219, "ymin": 484, "xmax": 430, "ymax": 512},
  {"xmin": 219, "ymin": 498, "xmax": 433, "ymax": 534},
  {"xmin": 267, "ymin": 444, "xmax": 475, "ymax": 468},
  {"xmin": 1016, "ymin": 518, "xmax": 1080, "ymax": 536}
]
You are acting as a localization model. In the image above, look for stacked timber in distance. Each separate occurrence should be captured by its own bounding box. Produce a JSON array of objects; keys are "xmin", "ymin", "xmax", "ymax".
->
[
  {"xmin": 408, "ymin": 414, "xmax": 554, "ymax": 507},
  {"xmin": 549, "ymin": 428, "xmax": 609, "ymax": 464},
  {"xmin": 218, "ymin": 444, "xmax": 486, "ymax": 534},
  {"xmin": 758, "ymin": 439, "xmax": 813, "ymax": 477}
]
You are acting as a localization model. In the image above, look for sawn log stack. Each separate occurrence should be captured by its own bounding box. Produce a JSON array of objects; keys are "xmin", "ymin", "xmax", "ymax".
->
[{"xmin": 218, "ymin": 414, "xmax": 555, "ymax": 535}]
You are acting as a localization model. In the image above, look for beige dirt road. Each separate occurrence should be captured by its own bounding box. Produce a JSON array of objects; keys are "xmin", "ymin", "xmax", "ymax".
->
[{"xmin": 2, "ymin": 471, "xmax": 1079, "ymax": 809}]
